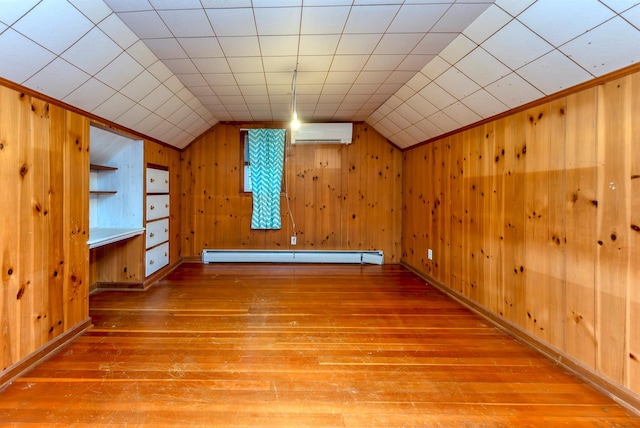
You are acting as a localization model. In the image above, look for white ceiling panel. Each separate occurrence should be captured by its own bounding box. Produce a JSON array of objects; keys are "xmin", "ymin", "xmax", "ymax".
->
[{"xmin": 1, "ymin": 0, "xmax": 637, "ymax": 149}]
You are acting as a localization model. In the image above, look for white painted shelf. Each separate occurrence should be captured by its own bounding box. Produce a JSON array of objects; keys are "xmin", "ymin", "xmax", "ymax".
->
[{"xmin": 88, "ymin": 227, "xmax": 145, "ymax": 249}]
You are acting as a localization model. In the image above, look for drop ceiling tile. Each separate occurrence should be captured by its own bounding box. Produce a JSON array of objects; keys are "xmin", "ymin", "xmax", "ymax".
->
[
  {"xmin": 158, "ymin": 9, "xmax": 214, "ymax": 37},
  {"xmin": 103, "ymin": 0, "xmax": 153, "ymax": 12},
  {"xmin": 150, "ymin": 0, "xmax": 202, "ymax": 9},
  {"xmin": 120, "ymin": 70, "xmax": 160, "ymax": 101},
  {"xmin": 560, "ymin": 17, "xmax": 640, "ymax": 76},
  {"xmin": 63, "ymin": 78, "xmax": 115, "ymax": 112},
  {"xmin": 378, "ymin": 117, "xmax": 402, "ymax": 134},
  {"xmin": 155, "ymin": 95, "xmax": 183, "ymax": 117},
  {"xmin": 601, "ymin": 0, "xmax": 640, "ymax": 13},
  {"xmin": 439, "ymin": 34, "xmax": 477, "ymax": 65},
  {"xmin": 62, "ymin": 27, "xmax": 123, "ymax": 75},
  {"xmin": 253, "ymin": 0, "xmax": 301, "ymax": 7},
  {"xmin": 381, "ymin": 95, "xmax": 402, "ymax": 110},
  {"xmin": 355, "ymin": 71, "xmax": 391, "ymax": 85},
  {"xmin": 456, "ymin": 47, "xmax": 511, "ymax": 87},
  {"xmin": 98, "ymin": 14, "xmax": 140, "ymax": 49},
  {"xmin": 296, "ymin": 71, "xmax": 326, "ymax": 85},
  {"xmin": 374, "ymin": 34, "xmax": 424, "ymax": 55},
  {"xmin": 178, "ymin": 37, "xmax": 223, "ymax": 58},
  {"xmin": 164, "ymin": 75, "xmax": 186, "ymax": 93},
  {"xmin": 376, "ymin": 82, "xmax": 404, "ymax": 95},
  {"xmin": 24, "ymin": 58, "xmax": 90, "ymax": 100},
  {"xmin": 144, "ymin": 38, "xmax": 187, "ymax": 59},
  {"xmin": 394, "ymin": 85, "xmax": 415, "ymax": 102},
  {"xmin": 421, "ymin": 56, "xmax": 451, "ymax": 80},
  {"xmin": 393, "ymin": 104, "xmax": 424, "ymax": 125},
  {"xmin": 177, "ymin": 86, "xmax": 196, "ymax": 102},
  {"xmin": 485, "ymin": 72, "xmax": 545, "ymax": 108},
  {"xmin": 254, "ymin": 7, "xmax": 301, "ymax": 36},
  {"xmin": 330, "ymin": 55, "xmax": 369, "ymax": 71},
  {"xmin": 241, "ymin": 85, "xmax": 268, "ymax": 96},
  {"xmin": 190, "ymin": 86, "xmax": 215, "ymax": 96},
  {"xmin": 463, "ymin": 5, "xmax": 512, "ymax": 44},
  {"xmin": 321, "ymin": 84, "xmax": 350, "ymax": 95},
  {"xmin": 68, "ymin": 0, "xmax": 113, "ymax": 24},
  {"xmin": 482, "ymin": 20, "xmax": 553, "ymax": 69},
  {"xmin": 96, "ymin": 52, "xmax": 144, "ymax": 89},
  {"xmin": 442, "ymin": 101, "xmax": 482, "ymax": 127},
  {"xmin": 519, "ymin": 0, "xmax": 615, "ymax": 47},
  {"xmin": 411, "ymin": 33, "xmax": 458, "ymax": 55},
  {"xmin": 431, "ymin": 3, "xmax": 493, "ymax": 32},
  {"xmin": 117, "ymin": 11, "xmax": 173, "ymax": 39},
  {"xmin": 116, "ymin": 104, "xmax": 152, "ymax": 128},
  {"xmin": 415, "ymin": 117, "xmax": 444, "ymax": 137},
  {"xmin": 135, "ymin": 112, "xmax": 164, "ymax": 135},
  {"xmin": 405, "ymin": 93, "xmax": 438, "ymax": 117},
  {"xmin": 0, "ymin": 23, "xmax": 6, "ymax": 33},
  {"xmin": 127, "ymin": 40, "xmax": 158, "ymax": 68},
  {"xmin": 244, "ymin": 95, "xmax": 270, "ymax": 104},
  {"xmin": 140, "ymin": 84, "xmax": 174, "ymax": 110},
  {"xmin": 175, "ymin": 73, "xmax": 208, "ymax": 86},
  {"xmin": 205, "ymin": 8, "xmax": 256, "ymax": 37},
  {"xmin": 234, "ymin": 73, "xmax": 266, "ymax": 85},
  {"xmin": 262, "ymin": 56, "xmax": 297, "ymax": 72},
  {"xmin": 336, "ymin": 34, "xmax": 383, "ymax": 55},
  {"xmin": 0, "ymin": 0, "xmax": 39, "ymax": 26},
  {"xmin": 227, "ymin": 57, "xmax": 264, "ymax": 73},
  {"xmin": 399, "ymin": 54, "xmax": 436, "ymax": 72},
  {"xmin": 0, "ymin": 29, "xmax": 56, "ymax": 84},
  {"xmin": 259, "ymin": 35, "xmax": 299, "ymax": 56},
  {"xmin": 388, "ymin": 4, "xmax": 449, "ymax": 33},
  {"xmin": 494, "ymin": 0, "xmax": 536, "ymax": 17},
  {"xmin": 299, "ymin": 35, "xmax": 340, "ymax": 55},
  {"xmin": 344, "ymin": 5, "xmax": 399, "ymax": 34},
  {"xmin": 461, "ymin": 89, "xmax": 509, "ymax": 118},
  {"xmin": 434, "ymin": 67, "xmax": 480, "ymax": 100},
  {"xmin": 301, "ymin": 6, "xmax": 349, "ymax": 34},
  {"xmin": 163, "ymin": 58, "xmax": 198, "ymax": 74},
  {"xmin": 193, "ymin": 57, "xmax": 231, "ymax": 74},
  {"xmin": 218, "ymin": 36, "xmax": 260, "ymax": 56},
  {"xmin": 297, "ymin": 55, "xmax": 333, "ymax": 72},
  {"xmin": 148, "ymin": 60, "xmax": 173, "ymax": 82},
  {"xmin": 324, "ymin": 71, "xmax": 358, "ymax": 84},
  {"xmin": 14, "ymin": 0, "xmax": 93, "ymax": 54},
  {"xmin": 92, "ymin": 92, "xmax": 136, "ymax": 121},
  {"xmin": 364, "ymin": 55, "xmax": 405, "ymax": 72},
  {"xmin": 623, "ymin": 4, "xmax": 640, "ymax": 27},
  {"xmin": 518, "ymin": 49, "xmax": 592, "ymax": 95},
  {"xmin": 428, "ymin": 111, "xmax": 460, "ymax": 133},
  {"xmin": 418, "ymin": 82, "xmax": 456, "ymax": 109}
]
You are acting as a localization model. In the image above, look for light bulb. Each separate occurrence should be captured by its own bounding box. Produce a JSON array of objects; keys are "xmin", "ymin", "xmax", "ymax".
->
[{"xmin": 291, "ymin": 111, "xmax": 300, "ymax": 130}]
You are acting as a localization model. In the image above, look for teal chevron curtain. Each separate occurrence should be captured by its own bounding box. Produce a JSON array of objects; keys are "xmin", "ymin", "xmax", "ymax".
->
[{"xmin": 248, "ymin": 128, "xmax": 286, "ymax": 229}]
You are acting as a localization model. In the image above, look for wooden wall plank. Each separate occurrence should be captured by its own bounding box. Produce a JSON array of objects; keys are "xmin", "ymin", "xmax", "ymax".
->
[
  {"xmin": 629, "ymin": 72, "xmax": 640, "ymax": 392},
  {"xmin": 595, "ymin": 76, "xmax": 631, "ymax": 384},
  {"xmin": 564, "ymin": 88, "xmax": 597, "ymax": 368}
]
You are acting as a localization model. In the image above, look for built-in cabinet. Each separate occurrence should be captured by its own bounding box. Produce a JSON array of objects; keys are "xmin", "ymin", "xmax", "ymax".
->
[{"xmin": 145, "ymin": 166, "xmax": 170, "ymax": 277}]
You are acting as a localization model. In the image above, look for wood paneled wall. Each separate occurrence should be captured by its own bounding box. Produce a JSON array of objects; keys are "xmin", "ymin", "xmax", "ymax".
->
[
  {"xmin": 181, "ymin": 123, "xmax": 402, "ymax": 261},
  {"xmin": 0, "ymin": 86, "xmax": 89, "ymax": 372},
  {"xmin": 402, "ymin": 72, "xmax": 640, "ymax": 395}
]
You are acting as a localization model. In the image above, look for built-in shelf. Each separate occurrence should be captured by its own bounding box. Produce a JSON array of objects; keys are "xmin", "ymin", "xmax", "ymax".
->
[
  {"xmin": 90, "ymin": 164, "xmax": 118, "ymax": 171},
  {"xmin": 88, "ymin": 227, "xmax": 145, "ymax": 249},
  {"xmin": 89, "ymin": 190, "xmax": 117, "ymax": 195}
]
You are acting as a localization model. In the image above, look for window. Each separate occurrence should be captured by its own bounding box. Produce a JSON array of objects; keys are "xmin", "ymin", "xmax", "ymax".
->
[{"xmin": 241, "ymin": 130, "xmax": 252, "ymax": 193}]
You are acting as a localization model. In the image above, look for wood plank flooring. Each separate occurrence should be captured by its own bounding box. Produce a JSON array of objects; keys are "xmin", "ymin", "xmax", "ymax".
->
[{"xmin": 1, "ymin": 263, "xmax": 639, "ymax": 427}]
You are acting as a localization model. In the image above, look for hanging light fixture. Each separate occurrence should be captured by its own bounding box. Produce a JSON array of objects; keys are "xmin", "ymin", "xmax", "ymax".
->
[{"xmin": 290, "ymin": 68, "xmax": 300, "ymax": 130}]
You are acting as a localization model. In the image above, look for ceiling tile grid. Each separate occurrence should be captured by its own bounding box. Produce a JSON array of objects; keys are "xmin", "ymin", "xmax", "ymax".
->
[{"xmin": 1, "ymin": 0, "xmax": 639, "ymax": 149}]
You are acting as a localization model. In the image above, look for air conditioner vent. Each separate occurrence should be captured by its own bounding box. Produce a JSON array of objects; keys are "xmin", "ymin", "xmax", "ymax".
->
[{"xmin": 292, "ymin": 123, "xmax": 353, "ymax": 145}]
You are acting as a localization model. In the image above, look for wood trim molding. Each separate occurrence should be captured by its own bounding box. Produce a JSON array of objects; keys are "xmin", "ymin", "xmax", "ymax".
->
[
  {"xmin": 0, "ymin": 317, "xmax": 93, "ymax": 392},
  {"xmin": 400, "ymin": 260, "xmax": 640, "ymax": 417}
]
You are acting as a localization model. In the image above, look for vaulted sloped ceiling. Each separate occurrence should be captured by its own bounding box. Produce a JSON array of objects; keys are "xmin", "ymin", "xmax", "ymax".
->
[{"xmin": 1, "ymin": 0, "xmax": 639, "ymax": 149}]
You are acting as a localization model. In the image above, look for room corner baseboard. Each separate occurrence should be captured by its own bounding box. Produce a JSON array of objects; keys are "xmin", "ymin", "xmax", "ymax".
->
[
  {"xmin": 400, "ymin": 260, "xmax": 640, "ymax": 417},
  {"xmin": 0, "ymin": 317, "xmax": 92, "ymax": 392}
]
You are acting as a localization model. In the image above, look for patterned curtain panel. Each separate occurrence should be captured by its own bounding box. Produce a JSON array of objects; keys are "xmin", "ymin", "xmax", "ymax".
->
[{"xmin": 248, "ymin": 128, "xmax": 286, "ymax": 229}]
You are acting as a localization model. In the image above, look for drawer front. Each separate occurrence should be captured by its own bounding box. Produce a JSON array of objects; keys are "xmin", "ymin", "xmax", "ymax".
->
[
  {"xmin": 146, "ymin": 194, "xmax": 169, "ymax": 221},
  {"xmin": 146, "ymin": 168, "xmax": 169, "ymax": 193},
  {"xmin": 146, "ymin": 242, "xmax": 169, "ymax": 277},
  {"xmin": 146, "ymin": 218, "xmax": 169, "ymax": 249}
]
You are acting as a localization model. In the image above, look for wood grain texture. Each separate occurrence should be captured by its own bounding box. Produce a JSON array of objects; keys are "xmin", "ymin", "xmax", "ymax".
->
[
  {"xmin": 0, "ymin": 263, "xmax": 637, "ymax": 426},
  {"xmin": 180, "ymin": 123, "xmax": 402, "ymax": 261},
  {"xmin": 402, "ymin": 69, "xmax": 640, "ymax": 398},
  {"xmin": 0, "ymin": 86, "xmax": 89, "ymax": 373}
]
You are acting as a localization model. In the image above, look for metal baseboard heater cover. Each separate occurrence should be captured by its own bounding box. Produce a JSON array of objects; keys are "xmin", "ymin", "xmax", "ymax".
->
[{"xmin": 201, "ymin": 250, "xmax": 383, "ymax": 265}]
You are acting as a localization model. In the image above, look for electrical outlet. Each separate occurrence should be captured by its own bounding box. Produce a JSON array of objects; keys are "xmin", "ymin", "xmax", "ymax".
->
[
  {"xmin": 291, "ymin": 236, "xmax": 297, "ymax": 245},
  {"xmin": 428, "ymin": 248, "xmax": 433, "ymax": 260}
]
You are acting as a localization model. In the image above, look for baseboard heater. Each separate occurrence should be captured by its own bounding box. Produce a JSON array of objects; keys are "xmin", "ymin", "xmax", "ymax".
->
[{"xmin": 201, "ymin": 250, "xmax": 384, "ymax": 265}]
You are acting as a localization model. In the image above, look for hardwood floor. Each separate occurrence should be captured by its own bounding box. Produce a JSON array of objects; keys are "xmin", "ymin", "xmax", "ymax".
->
[{"xmin": 1, "ymin": 263, "xmax": 638, "ymax": 427}]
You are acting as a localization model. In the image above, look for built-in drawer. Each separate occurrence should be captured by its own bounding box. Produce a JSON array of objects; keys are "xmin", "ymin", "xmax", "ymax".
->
[
  {"xmin": 146, "ymin": 194, "xmax": 169, "ymax": 221},
  {"xmin": 146, "ymin": 241, "xmax": 169, "ymax": 277},
  {"xmin": 146, "ymin": 218, "xmax": 169, "ymax": 249},
  {"xmin": 146, "ymin": 168, "xmax": 169, "ymax": 193}
]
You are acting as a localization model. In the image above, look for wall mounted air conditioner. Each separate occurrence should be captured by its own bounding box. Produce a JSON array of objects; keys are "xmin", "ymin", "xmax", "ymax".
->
[{"xmin": 291, "ymin": 122, "xmax": 353, "ymax": 145}]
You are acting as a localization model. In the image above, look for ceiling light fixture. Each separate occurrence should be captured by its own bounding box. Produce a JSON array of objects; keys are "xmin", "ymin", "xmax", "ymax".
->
[{"xmin": 291, "ymin": 68, "xmax": 300, "ymax": 130}]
